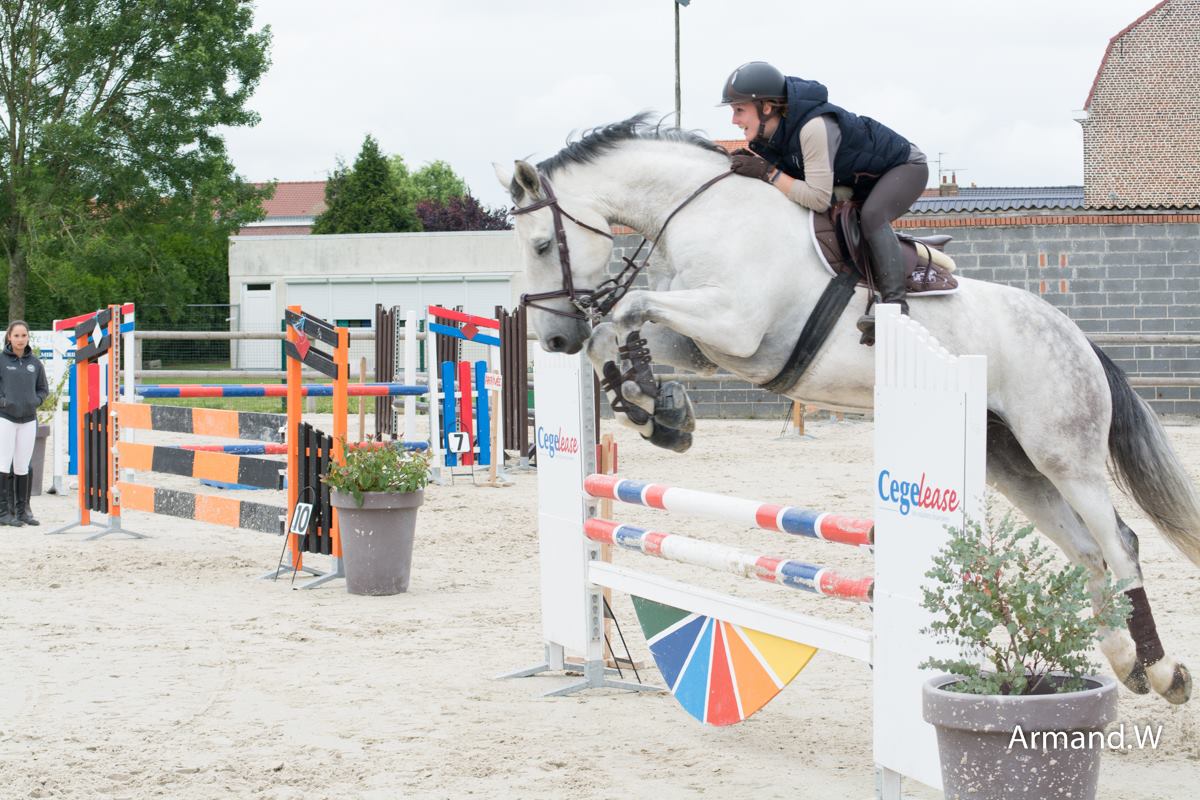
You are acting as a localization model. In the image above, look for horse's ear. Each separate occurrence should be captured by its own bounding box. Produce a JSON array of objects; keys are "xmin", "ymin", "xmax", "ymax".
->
[
  {"xmin": 512, "ymin": 160, "xmax": 542, "ymax": 202},
  {"xmin": 493, "ymin": 162, "xmax": 514, "ymax": 197}
]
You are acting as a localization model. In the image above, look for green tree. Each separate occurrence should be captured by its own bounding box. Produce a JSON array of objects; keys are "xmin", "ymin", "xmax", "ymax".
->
[
  {"xmin": 388, "ymin": 154, "xmax": 413, "ymax": 197},
  {"xmin": 389, "ymin": 155, "xmax": 467, "ymax": 206},
  {"xmin": 314, "ymin": 135, "xmax": 419, "ymax": 234},
  {"xmin": 0, "ymin": 0, "xmax": 272, "ymax": 320},
  {"xmin": 410, "ymin": 160, "xmax": 467, "ymax": 204}
]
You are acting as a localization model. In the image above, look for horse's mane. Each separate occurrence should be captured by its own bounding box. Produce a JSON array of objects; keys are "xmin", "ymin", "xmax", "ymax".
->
[{"xmin": 537, "ymin": 113, "xmax": 729, "ymax": 178}]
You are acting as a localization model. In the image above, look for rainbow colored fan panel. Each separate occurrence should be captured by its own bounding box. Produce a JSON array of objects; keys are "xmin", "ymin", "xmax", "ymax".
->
[{"xmin": 630, "ymin": 596, "xmax": 818, "ymax": 726}]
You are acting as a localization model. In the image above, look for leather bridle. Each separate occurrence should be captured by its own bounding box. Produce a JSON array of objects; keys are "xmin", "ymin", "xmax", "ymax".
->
[{"xmin": 512, "ymin": 170, "xmax": 734, "ymax": 324}]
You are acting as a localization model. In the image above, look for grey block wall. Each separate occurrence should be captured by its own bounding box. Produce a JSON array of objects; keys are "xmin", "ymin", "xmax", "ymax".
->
[
  {"xmin": 605, "ymin": 219, "xmax": 1200, "ymax": 418},
  {"xmin": 905, "ymin": 220, "xmax": 1200, "ymax": 415}
]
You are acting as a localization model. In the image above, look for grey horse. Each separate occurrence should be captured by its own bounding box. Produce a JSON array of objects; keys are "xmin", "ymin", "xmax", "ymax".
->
[{"xmin": 495, "ymin": 115, "xmax": 1198, "ymax": 704}]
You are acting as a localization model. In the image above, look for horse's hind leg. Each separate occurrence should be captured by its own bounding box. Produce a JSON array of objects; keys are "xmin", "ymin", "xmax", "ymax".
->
[
  {"xmin": 1050, "ymin": 475, "xmax": 1189, "ymax": 702},
  {"xmin": 1109, "ymin": 514, "xmax": 1191, "ymax": 701},
  {"xmin": 990, "ymin": 418, "xmax": 1191, "ymax": 703}
]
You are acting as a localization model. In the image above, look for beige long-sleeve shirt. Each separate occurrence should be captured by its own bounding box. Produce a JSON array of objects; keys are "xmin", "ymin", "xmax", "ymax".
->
[
  {"xmin": 778, "ymin": 117, "xmax": 926, "ymax": 212},
  {"xmin": 785, "ymin": 115, "xmax": 840, "ymax": 213}
]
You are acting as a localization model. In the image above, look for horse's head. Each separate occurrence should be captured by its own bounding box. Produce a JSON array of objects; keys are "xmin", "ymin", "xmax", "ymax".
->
[{"xmin": 495, "ymin": 159, "xmax": 613, "ymax": 355}]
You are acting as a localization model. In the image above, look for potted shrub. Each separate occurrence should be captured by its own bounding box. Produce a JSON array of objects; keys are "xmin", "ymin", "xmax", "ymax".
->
[
  {"xmin": 323, "ymin": 443, "xmax": 431, "ymax": 596},
  {"xmin": 921, "ymin": 508, "xmax": 1130, "ymax": 800}
]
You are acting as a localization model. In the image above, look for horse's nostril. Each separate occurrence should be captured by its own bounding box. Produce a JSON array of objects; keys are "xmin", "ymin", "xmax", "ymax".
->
[{"xmin": 546, "ymin": 335, "xmax": 567, "ymax": 352}]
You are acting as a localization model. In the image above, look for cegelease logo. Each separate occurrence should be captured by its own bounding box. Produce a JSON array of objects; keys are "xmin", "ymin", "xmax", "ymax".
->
[
  {"xmin": 536, "ymin": 426, "xmax": 579, "ymax": 459},
  {"xmin": 877, "ymin": 469, "xmax": 959, "ymax": 516}
]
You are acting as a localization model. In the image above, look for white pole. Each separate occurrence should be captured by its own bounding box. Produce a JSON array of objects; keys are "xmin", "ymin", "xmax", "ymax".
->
[
  {"xmin": 121, "ymin": 304, "xmax": 137, "ymax": 483},
  {"xmin": 404, "ymin": 309, "xmax": 417, "ymax": 440},
  {"xmin": 491, "ymin": 334, "xmax": 506, "ymax": 481},
  {"xmin": 425, "ymin": 308, "xmax": 444, "ymax": 485},
  {"xmin": 50, "ymin": 339, "xmax": 66, "ymax": 494}
]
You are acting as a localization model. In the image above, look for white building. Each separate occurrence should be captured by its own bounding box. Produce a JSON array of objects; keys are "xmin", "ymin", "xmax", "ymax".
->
[{"xmin": 227, "ymin": 230, "xmax": 522, "ymax": 369}]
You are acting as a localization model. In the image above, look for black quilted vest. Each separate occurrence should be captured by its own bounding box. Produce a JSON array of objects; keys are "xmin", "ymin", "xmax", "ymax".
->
[{"xmin": 749, "ymin": 76, "xmax": 911, "ymax": 197}]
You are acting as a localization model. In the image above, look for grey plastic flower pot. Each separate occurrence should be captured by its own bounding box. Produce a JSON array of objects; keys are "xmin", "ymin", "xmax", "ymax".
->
[
  {"xmin": 922, "ymin": 673, "xmax": 1119, "ymax": 800},
  {"xmin": 31, "ymin": 424, "xmax": 49, "ymax": 496},
  {"xmin": 329, "ymin": 489, "xmax": 424, "ymax": 596}
]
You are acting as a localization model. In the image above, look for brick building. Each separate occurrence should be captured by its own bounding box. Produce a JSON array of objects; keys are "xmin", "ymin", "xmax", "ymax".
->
[{"xmin": 1080, "ymin": 0, "xmax": 1200, "ymax": 207}]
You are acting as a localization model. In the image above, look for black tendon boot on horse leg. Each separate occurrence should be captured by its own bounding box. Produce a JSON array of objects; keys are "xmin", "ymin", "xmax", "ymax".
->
[
  {"xmin": 616, "ymin": 331, "xmax": 695, "ymax": 433},
  {"xmin": 599, "ymin": 331, "xmax": 694, "ymax": 453}
]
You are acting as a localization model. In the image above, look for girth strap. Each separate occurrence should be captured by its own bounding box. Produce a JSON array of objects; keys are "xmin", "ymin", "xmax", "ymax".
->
[{"xmin": 760, "ymin": 271, "xmax": 859, "ymax": 395}]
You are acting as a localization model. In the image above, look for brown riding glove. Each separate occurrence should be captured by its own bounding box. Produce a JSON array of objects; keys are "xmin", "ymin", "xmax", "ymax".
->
[{"xmin": 729, "ymin": 149, "xmax": 774, "ymax": 182}]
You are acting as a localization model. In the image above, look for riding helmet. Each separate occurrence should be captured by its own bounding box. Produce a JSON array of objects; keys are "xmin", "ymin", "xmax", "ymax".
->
[{"xmin": 718, "ymin": 61, "xmax": 786, "ymax": 105}]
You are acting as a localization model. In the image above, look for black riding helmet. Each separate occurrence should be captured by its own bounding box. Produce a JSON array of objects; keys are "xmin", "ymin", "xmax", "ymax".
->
[
  {"xmin": 718, "ymin": 61, "xmax": 785, "ymax": 105},
  {"xmin": 719, "ymin": 62, "xmax": 786, "ymax": 143}
]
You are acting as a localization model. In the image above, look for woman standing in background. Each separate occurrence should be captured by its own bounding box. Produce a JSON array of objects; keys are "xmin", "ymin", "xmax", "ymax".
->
[{"xmin": 0, "ymin": 321, "xmax": 48, "ymax": 526}]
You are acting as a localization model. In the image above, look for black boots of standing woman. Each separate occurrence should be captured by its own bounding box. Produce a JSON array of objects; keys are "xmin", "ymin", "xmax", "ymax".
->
[
  {"xmin": 856, "ymin": 225, "xmax": 910, "ymax": 346},
  {"xmin": 0, "ymin": 471, "xmax": 38, "ymax": 526}
]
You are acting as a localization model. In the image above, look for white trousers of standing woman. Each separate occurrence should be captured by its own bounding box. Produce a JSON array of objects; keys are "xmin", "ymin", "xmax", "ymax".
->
[{"xmin": 0, "ymin": 418, "xmax": 36, "ymax": 475}]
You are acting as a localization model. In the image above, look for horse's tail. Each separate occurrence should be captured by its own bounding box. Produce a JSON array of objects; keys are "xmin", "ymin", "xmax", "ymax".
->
[{"xmin": 1093, "ymin": 342, "xmax": 1200, "ymax": 566}]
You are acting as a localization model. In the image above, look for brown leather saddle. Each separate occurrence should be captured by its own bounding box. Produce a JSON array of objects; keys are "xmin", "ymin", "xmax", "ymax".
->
[{"xmin": 812, "ymin": 201, "xmax": 958, "ymax": 295}]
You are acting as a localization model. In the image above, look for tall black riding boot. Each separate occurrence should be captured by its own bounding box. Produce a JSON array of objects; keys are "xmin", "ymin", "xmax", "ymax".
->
[
  {"xmin": 857, "ymin": 226, "xmax": 911, "ymax": 345},
  {"xmin": 15, "ymin": 473, "xmax": 38, "ymax": 526},
  {"xmin": 0, "ymin": 473, "xmax": 21, "ymax": 526}
]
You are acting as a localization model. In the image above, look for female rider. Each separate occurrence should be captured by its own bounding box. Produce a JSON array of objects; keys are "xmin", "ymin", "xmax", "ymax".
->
[{"xmin": 720, "ymin": 61, "xmax": 928, "ymax": 340}]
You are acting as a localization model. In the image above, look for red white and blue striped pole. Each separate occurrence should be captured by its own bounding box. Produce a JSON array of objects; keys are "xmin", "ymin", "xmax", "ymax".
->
[
  {"xmin": 583, "ymin": 474, "xmax": 873, "ymax": 548},
  {"xmin": 584, "ymin": 518, "xmax": 874, "ymax": 603},
  {"xmin": 132, "ymin": 382, "xmax": 426, "ymax": 399}
]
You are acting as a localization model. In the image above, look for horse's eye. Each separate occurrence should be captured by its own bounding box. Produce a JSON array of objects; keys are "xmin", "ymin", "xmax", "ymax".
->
[{"xmin": 533, "ymin": 238, "xmax": 552, "ymax": 256}]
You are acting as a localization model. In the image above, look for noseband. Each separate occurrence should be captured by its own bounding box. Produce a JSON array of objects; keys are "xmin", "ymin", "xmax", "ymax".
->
[{"xmin": 512, "ymin": 170, "xmax": 734, "ymax": 323}]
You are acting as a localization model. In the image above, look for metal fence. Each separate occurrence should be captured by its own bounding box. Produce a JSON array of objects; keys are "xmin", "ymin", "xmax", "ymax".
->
[{"xmin": 137, "ymin": 304, "xmax": 240, "ymax": 367}]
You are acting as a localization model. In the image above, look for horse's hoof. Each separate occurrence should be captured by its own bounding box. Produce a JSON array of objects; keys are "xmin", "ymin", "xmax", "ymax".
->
[
  {"xmin": 1117, "ymin": 661, "xmax": 1151, "ymax": 695},
  {"xmin": 622, "ymin": 405, "xmax": 650, "ymax": 426},
  {"xmin": 645, "ymin": 425, "xmax": 692, "ymax": 453},
  {"xmin": 620, "ymin": 379, "xmax": 656, "ymax": 413},
  {"xmin": 1148, "ymin": 659, "xmax": 1191, "ymax": 704},
  {"xmin": 654, "ymin": 381, "xmax": 695, "ymax": 433}
]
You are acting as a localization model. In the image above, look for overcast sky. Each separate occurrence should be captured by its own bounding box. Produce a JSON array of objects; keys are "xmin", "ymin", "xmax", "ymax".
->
[{"xmin": 221, "ymin": 0, "xmax": 1161, "ymax": 209}]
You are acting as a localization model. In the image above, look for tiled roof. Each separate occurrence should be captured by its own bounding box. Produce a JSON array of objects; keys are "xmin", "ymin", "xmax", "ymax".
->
[
  {"xmin": 236, "ymin": 225, "xmax": 314, "ymax": 237},
  {"xmin": 908, "ymin": 186, "xmax": 1085, "ymax": 214},
  {"xmin": 713, "ymin": 139, "xmax": 747, "ymax": 153},
  {"xmin": 253, "ymin": 181, "xmax": 327, "ymax": 218},
  {"xmin": 708, "ymin": 141, "xmax": 1085, "ymax": 215}
]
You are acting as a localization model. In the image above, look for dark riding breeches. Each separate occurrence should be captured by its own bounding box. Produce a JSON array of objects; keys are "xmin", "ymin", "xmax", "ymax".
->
[
  {"xmin": 858, "ymin": 161, "xmax": 930, "ymax": 307},
  {"xmin": 860, "ymin": 160, "xmax": 929, "ymax": 236}
]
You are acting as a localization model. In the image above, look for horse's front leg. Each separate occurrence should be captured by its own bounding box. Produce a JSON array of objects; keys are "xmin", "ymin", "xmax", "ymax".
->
[
  {"xmin": 585, "ymin": 323, "xmax": 653, "ymax": 438},
  {"xmin": 612, "ymin": 287, "xmax": 768, "ymax": 359},
  {"xmin": 603, "ymin": 287, "xmax": 762, "ymax": 452},
  {"xmin": 586, "ymin": 319, "xmax": 718, "ymax": 452}
]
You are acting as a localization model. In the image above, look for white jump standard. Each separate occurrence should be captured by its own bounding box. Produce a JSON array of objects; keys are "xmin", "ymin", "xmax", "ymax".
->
[{"xmin": 504, "ymin": 306, "xmax": 986, "ymax": 799}]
